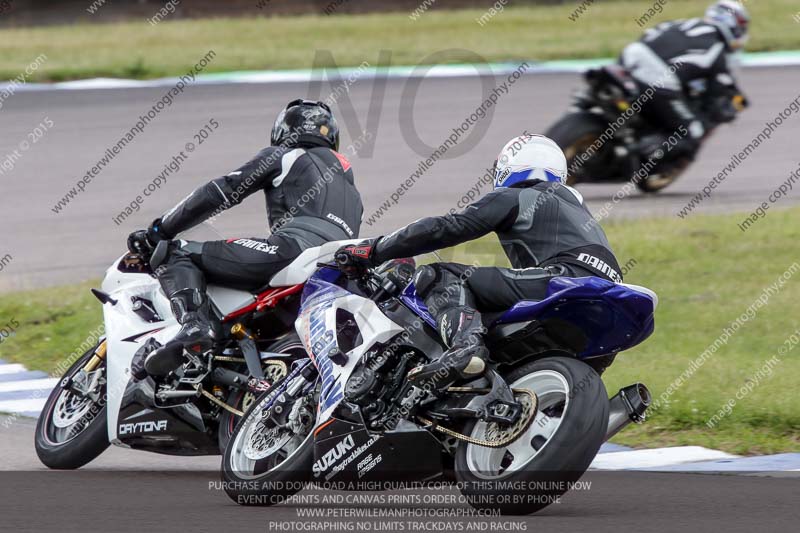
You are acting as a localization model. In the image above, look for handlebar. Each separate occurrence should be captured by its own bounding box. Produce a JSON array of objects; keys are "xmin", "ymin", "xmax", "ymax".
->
[
  {"xmin": 334, "ymin": 252, "xmax": 351, "ymax": 266},
  {"xmin": 315, "ymin": 259, "xmax": 393, "ymax": 302}
]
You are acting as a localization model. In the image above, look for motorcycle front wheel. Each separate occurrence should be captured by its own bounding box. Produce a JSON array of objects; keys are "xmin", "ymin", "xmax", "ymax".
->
[
  {"xmin": 454, "ymin": 356, "xmax": 608, "ymax": 515},
  {"xmin": 34, "ymin": 342, "xmax": 110, "ymax": 469},
  {"xmin": 221, "ymin": 372, "xmax": 318, "ymax": 506},
  {"xmin": 217, "ymin": 334, "xmax": 307, "ymax": 452}
]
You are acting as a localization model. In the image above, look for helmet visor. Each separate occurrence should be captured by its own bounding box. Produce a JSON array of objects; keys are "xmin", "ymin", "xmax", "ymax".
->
[{"xmin": 495, "ymin": 167, "xmax": 564, "ymax": 188}]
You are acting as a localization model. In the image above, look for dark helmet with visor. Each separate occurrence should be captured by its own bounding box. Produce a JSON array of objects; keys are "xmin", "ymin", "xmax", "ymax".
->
[{"xmin": 270, "ymin": 99, "xmax": 340, "ymax": 150}]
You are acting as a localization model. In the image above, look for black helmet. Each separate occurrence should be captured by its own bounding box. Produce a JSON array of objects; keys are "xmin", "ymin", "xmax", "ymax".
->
[{"xmin": 270, "ymin": 99, "xmax": 339, "ymax": 150}]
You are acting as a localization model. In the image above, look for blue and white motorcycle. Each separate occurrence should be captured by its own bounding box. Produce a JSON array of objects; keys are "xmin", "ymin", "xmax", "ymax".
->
[{"xmin": 222, "ymin": 243, "xmax": 656, "ymax": 514}]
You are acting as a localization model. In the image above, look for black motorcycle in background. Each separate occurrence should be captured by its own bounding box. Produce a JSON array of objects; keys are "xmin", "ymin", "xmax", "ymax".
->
[{"xmin": 545, "ymin": 64, "xmax": 748, "ymax": 193}]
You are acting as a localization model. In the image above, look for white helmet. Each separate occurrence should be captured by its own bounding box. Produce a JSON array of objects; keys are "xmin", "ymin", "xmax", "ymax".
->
[
  {"xmin": 493, "ymin": 134, "xmax": 567, "ymax": 188},
  {"xmin": 705, "ymin": 1, "xmax": 750, "ymax": 51}
]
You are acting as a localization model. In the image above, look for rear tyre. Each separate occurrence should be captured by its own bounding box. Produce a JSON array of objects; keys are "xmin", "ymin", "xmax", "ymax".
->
[
  {"xmin": 545, "ymin": 113, "xmax": 616, "ymax": 185},
  {"xmin": 635, "ymin": 157, "xmax": 690, "ymax": 193},
  {"xmin": 35, "ymin": 343, "xmax": 110, "ymax": 470},
  {"xmin": 217, "ymin": 334, "xmax": 305, "ymax": 452},
  {"xmin": 455, "ymin": 356, "xmax": 608, "ymax": 515}
]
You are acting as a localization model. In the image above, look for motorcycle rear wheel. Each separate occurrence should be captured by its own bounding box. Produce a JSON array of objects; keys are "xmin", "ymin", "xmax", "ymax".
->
[
  {"xmin": 635, "ymin": 157, "xmax": 691, "ymax": 193},
  {"xmin": 35, "ymin": 343, "xmax": 110, "ymax": 470},
  {"xmin": 454, "ymin": 356, "xmax": 608, "ymax": 515},
  {"xmin": 545, "ymin": 112, "xmax": 616, "ymax": 185}
]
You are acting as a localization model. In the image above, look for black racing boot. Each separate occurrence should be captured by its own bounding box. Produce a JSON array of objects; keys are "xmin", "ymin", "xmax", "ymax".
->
[
  {"xmin": 145, "ymin": 289, "xmax": 216, "ymax": 377},
  {"xmin": 407, "ymin": 309, "xmax": 488, "ymax": 390}
]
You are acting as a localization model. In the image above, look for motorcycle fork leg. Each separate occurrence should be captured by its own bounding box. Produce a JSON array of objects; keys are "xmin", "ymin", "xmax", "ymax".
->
[{"xmin": 82, "ymin": 341, "xmax": 107, "ymax": 372}]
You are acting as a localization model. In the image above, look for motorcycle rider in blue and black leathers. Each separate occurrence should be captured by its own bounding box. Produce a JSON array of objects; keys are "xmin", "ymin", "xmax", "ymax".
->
[{"xmin": 336, "ymin": 135, "xmax": 622, "ymax": 390}]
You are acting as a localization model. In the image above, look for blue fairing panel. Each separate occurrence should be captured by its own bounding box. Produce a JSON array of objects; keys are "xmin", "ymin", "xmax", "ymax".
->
[
  {"xmin": 400, "ymin": 282, "xmax": 437, "ymax": 328},
  {"xmin": 494, "ymin": 276, "xmax": 656, "ymax": 358}
]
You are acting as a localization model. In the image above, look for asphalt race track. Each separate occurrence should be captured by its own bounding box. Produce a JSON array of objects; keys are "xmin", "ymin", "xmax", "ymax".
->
[
  {"xmin": 0, "ymin": 419, "xmax": 798, "ymax": 533},
  {"xmin": 2, "ymin": 65, "xmax": 800, "ymax": 291},
  {"xmin": 2, "ymin": 65, "xmax": 800, "ymax": 532}
]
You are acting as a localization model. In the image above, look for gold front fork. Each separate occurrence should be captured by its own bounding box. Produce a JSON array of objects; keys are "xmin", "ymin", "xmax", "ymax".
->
[{"xmin": 82, "ymin": 341, "xmax": 107, "ymax": 372}]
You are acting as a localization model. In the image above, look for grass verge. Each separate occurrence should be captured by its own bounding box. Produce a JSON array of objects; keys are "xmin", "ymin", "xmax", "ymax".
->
[
  {"xmin": 1, "ymin": 0, "xmax": 799, "ymax": 81},
  {"xmin": 437, "ymin": 206, "xmax": 800, "ymax": 455},
  {"xmin": 1, "ymin": 207, "xmax": 799, "ymax": 454},
  {"xmin": 0, "ymin": 281, "xmax": 102, "ymax": 374}
]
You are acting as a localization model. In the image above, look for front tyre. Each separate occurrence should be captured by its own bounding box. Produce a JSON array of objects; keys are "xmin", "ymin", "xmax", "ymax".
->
[
  {"xmin": 455, "ymin": 357, "xmax": 608, "ymax": 515},
  {"xmin": 221, "ymin": 374, "xmax": 318, "ymax": 506},
  {"xmin": 217, "ymin": 334, "xmax": 306, "ymax": 452},
  {"xmin": 35, "ymin": 342, "xmax": 110, "ymax": 469}
]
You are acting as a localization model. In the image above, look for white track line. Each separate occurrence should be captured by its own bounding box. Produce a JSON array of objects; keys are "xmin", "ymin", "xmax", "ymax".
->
[
  {"xmin": 0, "ymin": 398, "xmax": 48, "ymax": 414},
  {"xmin": 0, "ymin": 378, "xmax": 59, "ymax": 393},
  {"xmin": 591, "ymin": 446, "xmax": 738, "ymax": 470},
  {"xmin": 3, "ymin": 51, "xmax": 799, "ymax": 93},
  {"xmin": 0, "ymin": 364, "xmax": 27, "ymax": 375}
]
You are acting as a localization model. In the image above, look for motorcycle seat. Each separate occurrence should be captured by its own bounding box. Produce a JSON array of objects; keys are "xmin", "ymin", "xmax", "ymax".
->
[
  {"xmin": 586, "ymin": 65, "xmax": 639, "ymax": 97},
  {"xmin": 212, "ymin": 239, "xmax": 361, "ymax": 322}
]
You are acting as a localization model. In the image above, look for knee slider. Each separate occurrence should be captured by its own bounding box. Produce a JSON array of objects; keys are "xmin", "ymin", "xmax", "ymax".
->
[
  {"xmin": 151, "ymin": 240, "xmax": 201, "ymax": 270},
  {"xmin": 413, "ymin": 265, "xmax": 439, "ymax": 298},
  {"xmin": 149, "ymin": 240, "xmax": 171, "ymax": 270}
]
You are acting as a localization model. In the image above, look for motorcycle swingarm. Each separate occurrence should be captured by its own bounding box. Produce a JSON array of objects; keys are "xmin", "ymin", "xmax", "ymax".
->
[{"xmin": 425, "ymin": 369, "xmax": 522, "ymax": 425}]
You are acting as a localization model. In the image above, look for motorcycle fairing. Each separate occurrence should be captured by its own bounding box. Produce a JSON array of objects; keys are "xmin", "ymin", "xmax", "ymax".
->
[
  {"xmin": 398, "ymin": 275, "xmax": 656, "ymax": 359},
  {"xmin": 399, "ymin": 281, "xmax": 436, "ymax": 328},
  {"xmin": 312, "ymin": 417, "xmax": 443, "ymax": 483},
  {"xmin": 101, "ymin": 257, "xmax": 180, "ymax": 443},
  {"xmin": 115, "ymin": 384, "xmax": 219, "ymax": 455},
  {"xmin": 100, "ymin": 249, "xmax": 331, "ymax": 445},
  {"xmin": 296, "ymin": 272, "xmax": 454, "ymax": 482},
  {"xmin": 270, "ymin": 239, "xmax": 361, "ymax": 287},
  {"xmin": 495, "ymin": 276, "xmax": 656, "ymax": 358},
  {"xmin": 296, "ymin": 275, "xmax": 404, "ymax": 423}
]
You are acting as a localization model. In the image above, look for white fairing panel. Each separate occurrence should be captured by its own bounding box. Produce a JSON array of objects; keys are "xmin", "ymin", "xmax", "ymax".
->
[
  {"xmin": 101, "ymin": 256, "xmax": 180, "ymax": 443},
  {"xmin": 295, "ymin": 293, "xmax": 404, "ymax": 423},
  {"xmin": 98, "ymin": 240, "xmax": 369, "ymax": 442},
  {"xmin": 270, "ymin": 239, "xmax": 361, "ymax": 287},
  {"xmin": 101, "ymin": 255, "xmax": 262, "ymax": 441}
]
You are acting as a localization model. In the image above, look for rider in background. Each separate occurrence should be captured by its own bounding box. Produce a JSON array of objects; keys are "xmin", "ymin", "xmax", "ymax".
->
[
  {"xmin": 337, "ymin": 135, "xmax": 622, "ymax": 389},
  {"xmin": 127, "ymin": 100, "xmax": 363, "ymax": 377},
  {"xmin": 620, "ymin": 0, "xmax": 750, "ymax": 164}
]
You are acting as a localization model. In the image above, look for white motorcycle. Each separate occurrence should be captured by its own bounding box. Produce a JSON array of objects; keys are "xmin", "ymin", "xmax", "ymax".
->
[{"xmin": 34, "ymin": 243, "xmax": 356, "ymax": 469}]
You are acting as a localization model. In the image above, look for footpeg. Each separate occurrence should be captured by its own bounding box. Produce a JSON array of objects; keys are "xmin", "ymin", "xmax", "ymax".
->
[{"xmin": 246, "ymin": 377, "xmax": 273, "ymax": 394}]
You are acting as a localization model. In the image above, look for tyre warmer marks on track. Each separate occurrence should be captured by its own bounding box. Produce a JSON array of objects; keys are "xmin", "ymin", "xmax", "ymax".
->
[{"xmin": 1, "ymin": 359, "xmax": 798, "ymax": 472}]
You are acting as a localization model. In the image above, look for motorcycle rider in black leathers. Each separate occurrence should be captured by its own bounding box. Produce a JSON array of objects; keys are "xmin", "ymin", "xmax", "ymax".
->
[
  {"xmin": 620, "ymin": 0, "xmax": 750, "ymax": 164},
  {"xmin": 127, "ymin": 99, "xmax": 363, "ymax": 376},
  {"xmin": 337, "ymin": 135, "xmax": 622, "ymax": 389}
]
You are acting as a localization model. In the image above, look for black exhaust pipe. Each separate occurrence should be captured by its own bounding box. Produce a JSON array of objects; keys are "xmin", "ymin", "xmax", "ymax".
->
[{"xmin": 605, "ymin": 383, "xmax": 651, "ymax": 442}]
